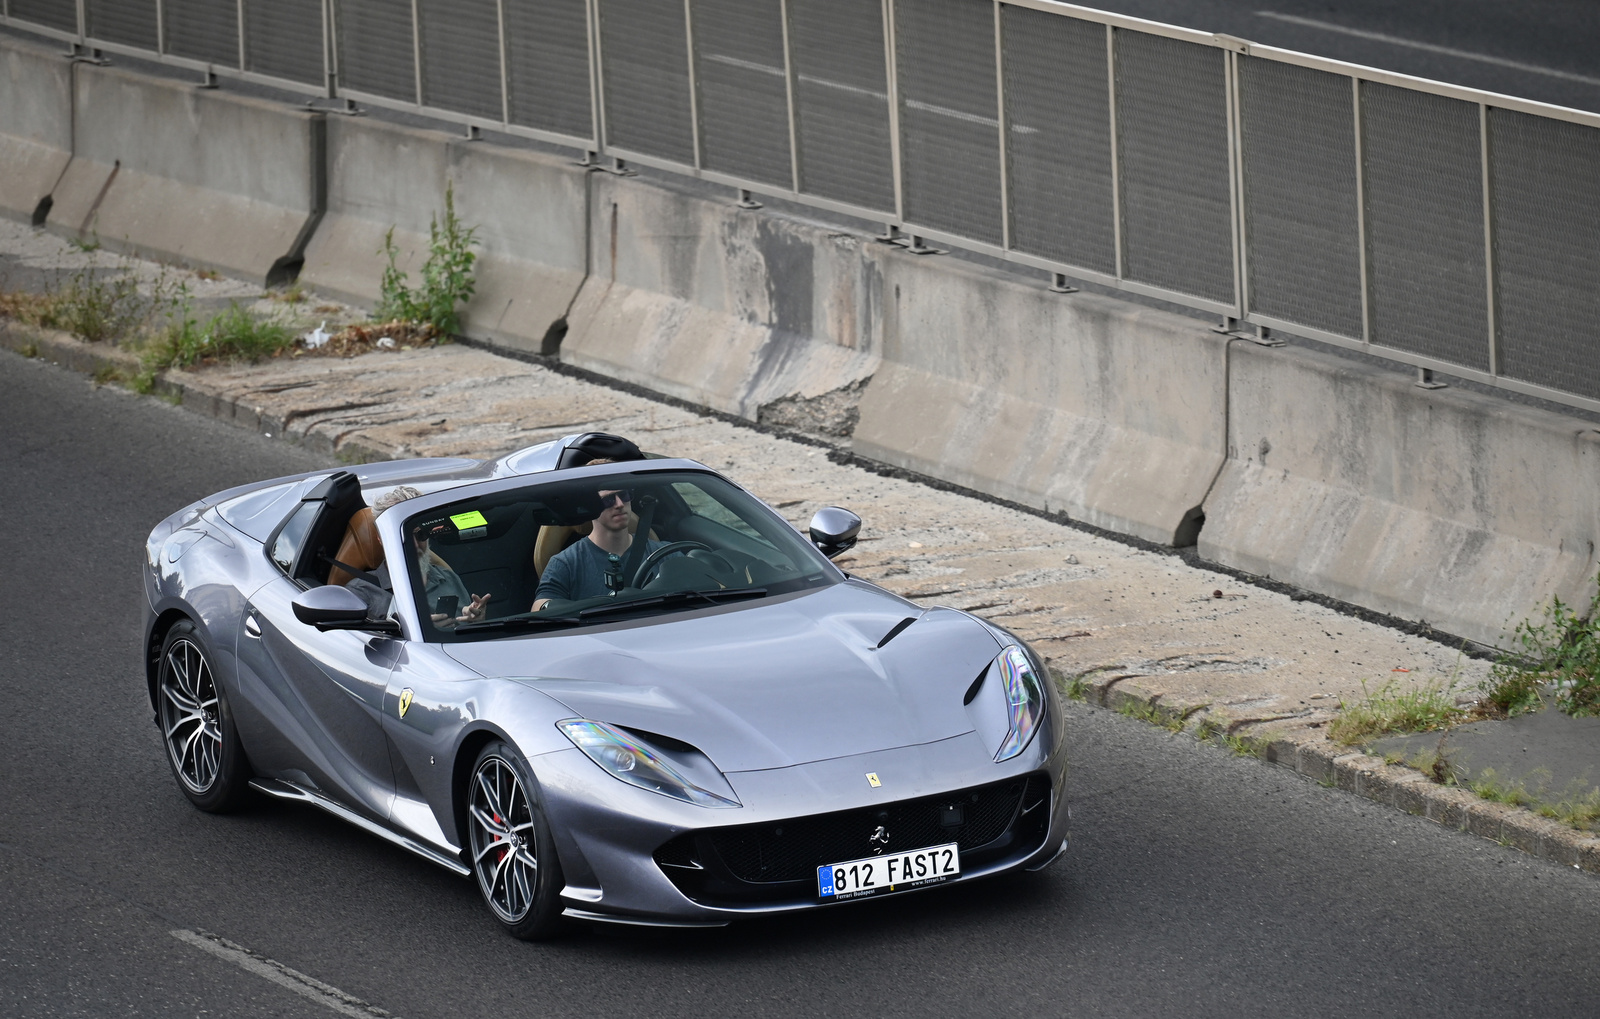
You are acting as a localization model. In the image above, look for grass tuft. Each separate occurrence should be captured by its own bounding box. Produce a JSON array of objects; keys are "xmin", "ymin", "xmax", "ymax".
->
[
  {"xmin": 1327, "ymin": 678, "xmax": 1464, "ymax": 746},
  {"xmin": 1485, "ymin": 579, "xmax": 1600, "ymax": 717}
]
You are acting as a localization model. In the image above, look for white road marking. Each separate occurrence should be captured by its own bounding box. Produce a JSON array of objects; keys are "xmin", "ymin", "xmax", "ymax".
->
[
  {"xmin": 170, "ymin": 929, "xmax": 397, "ymax": 1018},
  {"xmin": 1255, "ymin": 11, "xmax": 1600, "ymax": 88}
]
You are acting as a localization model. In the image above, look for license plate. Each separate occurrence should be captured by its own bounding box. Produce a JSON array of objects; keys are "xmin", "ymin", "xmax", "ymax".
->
[{"xmin": 817, "ymin": 843, "xmax": 960, "ymax": 900}]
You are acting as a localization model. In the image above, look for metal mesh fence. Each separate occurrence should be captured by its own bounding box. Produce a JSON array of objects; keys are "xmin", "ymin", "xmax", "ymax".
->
[
  {"xmin": 417, "ymin": 0, "xmax": 502, "ymax": 120},
  {"xmin": 334, "ymin": 0, "xmax": 416, "ymax": 103},
  {"xmin": 690, "ymin": 0, "xmax": 792, "ymax": 188},
  {"xmin": 1238, "ymin": 57, "xmax": 1362, "ymax": 338},
  {"xmin": 243, "ymin": 0, "xmax": 324, "ymax": 87},
  {"xmin": 1001, "ymin": 5, "xmax": 1114, "ymax": 275},
  {"xmin": 11, "ymin": 0, "xmax": 1600, "ymax": 411},
  {"xmin": 598, "ymin": 0, "xmax": 695, "ymax": 165},
  {"xmin": 788, "ymin": 0, "xmax": 893, "ymax": 213},
  {"xmin": 1490, "ymin": 108, "xmax": 1600, "ymax": 400},
  {"xmin": 1361, "ymin": 82, "xmax": 1488, "ymax": 371},
  {"xmin": 503, "ymin": 0, "xmax": 591, "ymax": 140},
  {"xmin": 163, "ymin": 0, "xmax": 238, "ymax": 67},
  {"xmin": 85, "ymin": 0, "xmax": 156, "ymax": 50},
  {"xmin": 1114, "ymin": 29, "xmax": 1233, "ymax": 303},
  {"xmin": 894, "ymin": 0, "xmax": 1002, "ymax": 246},
  {"xmin": 9, "ymin": 0, "xmax": 77, "ymax": 33}
]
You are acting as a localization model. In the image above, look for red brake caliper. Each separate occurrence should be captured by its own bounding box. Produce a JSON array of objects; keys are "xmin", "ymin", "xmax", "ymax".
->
[{"xmin": 494, "ymin": 813, "xmax": 506, "ymax": 864}]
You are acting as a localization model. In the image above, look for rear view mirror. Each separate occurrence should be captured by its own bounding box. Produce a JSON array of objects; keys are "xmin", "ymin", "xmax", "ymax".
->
[
  {"xmin": 293, "ymin": 585, "xmax": 400, "ymax": 634},
  {"xmin": 808, "ymin": 506, "xmax": 861, "ymax": 559}
]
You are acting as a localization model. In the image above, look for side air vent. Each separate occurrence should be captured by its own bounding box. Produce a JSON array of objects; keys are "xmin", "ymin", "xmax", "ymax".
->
[{"xmin": 876, "ymin": 616, "xmax": 917, "ymax": 649}]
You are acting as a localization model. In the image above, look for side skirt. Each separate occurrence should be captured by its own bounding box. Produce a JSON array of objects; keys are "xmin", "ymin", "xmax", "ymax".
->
[{"xmin": 250, "ymin": 778, "xmax": 470, "ymax": 877}]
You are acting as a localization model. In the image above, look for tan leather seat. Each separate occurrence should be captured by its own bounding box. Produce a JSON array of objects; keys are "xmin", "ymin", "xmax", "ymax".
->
[{"xmin": 328, "ymin": 507, "xmax": 383, "ymax": 586}]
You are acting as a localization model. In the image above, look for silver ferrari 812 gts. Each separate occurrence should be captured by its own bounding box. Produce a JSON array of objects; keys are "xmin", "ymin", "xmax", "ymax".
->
[{"xmin": 143, "ymin": 431, "xmax": 1070, "ymax": 937}]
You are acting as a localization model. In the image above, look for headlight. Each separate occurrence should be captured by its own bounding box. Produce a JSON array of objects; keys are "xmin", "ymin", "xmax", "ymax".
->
[
  {"xmin": 557, "ymin": 719, "xmax": 740, "ymax": 808},
  {"xmin": 993, "ymin": 645, "xmax": 1045, "ymax": 762}
]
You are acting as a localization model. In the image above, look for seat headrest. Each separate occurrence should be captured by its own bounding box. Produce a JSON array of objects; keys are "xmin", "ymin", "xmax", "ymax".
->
[{"xmin": 556, "ymin": 432, "xmax": 644, "ymax": 470}]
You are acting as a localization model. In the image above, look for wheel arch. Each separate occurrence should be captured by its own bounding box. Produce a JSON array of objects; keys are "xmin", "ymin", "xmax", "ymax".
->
[
  {"xmin": 145, "ymin": 608, "xmax": 195, "ymax": 713},
  {"xmin": 450, "ymin": 724, "xmax": 514, "ymax": 852}
]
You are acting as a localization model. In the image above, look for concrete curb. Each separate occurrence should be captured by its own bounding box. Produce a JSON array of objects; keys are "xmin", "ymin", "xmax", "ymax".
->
[
  {"xmin": 0, "ymin": 321, "xmax": 396, "ymax": 466},
  {"xmin": 1064, "ymin": 669, "xmax": 1600, "ymax": 875}
]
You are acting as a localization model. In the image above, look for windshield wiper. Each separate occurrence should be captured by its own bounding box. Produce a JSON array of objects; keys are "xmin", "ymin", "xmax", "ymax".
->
[
  {"xmin": 452, "ymin": 613, "xmax": 585, "ymax": 635},
  {"xmin": 577, "ymin": 586, "xmax": 769, "ymax": 621}
]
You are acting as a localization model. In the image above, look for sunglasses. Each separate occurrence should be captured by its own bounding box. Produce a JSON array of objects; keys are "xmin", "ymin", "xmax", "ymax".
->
[{"xmin": 599, "ymin": 490, "xmax": 633, "ymax": 509}]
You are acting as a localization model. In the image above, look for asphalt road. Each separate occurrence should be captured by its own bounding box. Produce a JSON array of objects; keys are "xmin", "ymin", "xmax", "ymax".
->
[
  {"xmin": 1089, "ymin": 0, "xmax": 1600, "ymax": 113},
  {"xmin": 4, "ymin": 348, "xmax": 1600, "ymax": 1018}
]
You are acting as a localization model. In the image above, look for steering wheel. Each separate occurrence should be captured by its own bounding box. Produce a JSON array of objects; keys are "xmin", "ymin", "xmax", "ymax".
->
[{"xmin": 631, "ymin": 540, "xmax": 716, "ymax": 588}]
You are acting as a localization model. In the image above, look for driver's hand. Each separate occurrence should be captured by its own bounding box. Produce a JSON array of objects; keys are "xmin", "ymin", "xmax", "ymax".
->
[{"xmin": 530, "ymin": 597, "xmax": 549, "ymax": 613}]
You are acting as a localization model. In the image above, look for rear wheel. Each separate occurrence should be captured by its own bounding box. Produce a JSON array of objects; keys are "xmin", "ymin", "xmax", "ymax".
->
[
  {"xmin": 467, "ymin": 740, "xmax": 565, "ymax": 939},
  {"xmin": 156, "ymin": 620, "xmax": 250, "ymax": 812}
]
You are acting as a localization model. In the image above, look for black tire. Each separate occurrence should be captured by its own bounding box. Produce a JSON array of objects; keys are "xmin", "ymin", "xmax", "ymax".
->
[
  {"xmin": 155, "ymin": 620, "xmax": 251, "ymax": 812},
  {"xmin": 466, "ymin": 740, "xmax": 565, "ymax": 940}
]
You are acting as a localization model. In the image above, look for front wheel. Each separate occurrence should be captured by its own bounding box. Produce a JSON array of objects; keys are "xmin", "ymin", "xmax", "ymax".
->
[
  {"xmin": 156, "ymin": 620, "xmax": 250, "ymax": 812},
  {"xmin": 467, "ymin": 741, "xmax": 565, "ymax": 939}
]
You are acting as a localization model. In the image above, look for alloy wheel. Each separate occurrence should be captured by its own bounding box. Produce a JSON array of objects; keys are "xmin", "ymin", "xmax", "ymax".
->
[
  {"xmin": 468, "ymin": 754, "xmax": 541, "ymax": 924},
  {"xmin": 159, "ymin": 638, "xmax": 222, "ymax": 794}
]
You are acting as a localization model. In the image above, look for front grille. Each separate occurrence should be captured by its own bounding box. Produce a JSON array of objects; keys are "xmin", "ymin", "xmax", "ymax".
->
[{"xmin": 654, "ymin": 773, "xmax": 1052, "ymax": 907}]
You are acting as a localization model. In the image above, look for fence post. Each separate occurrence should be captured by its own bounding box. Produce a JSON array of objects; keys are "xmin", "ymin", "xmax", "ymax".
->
[
  {"xmin": 410, "ymin": 0, "xmax": 423, "ymax": 106},
  {"xmin": 993, "ymin": 1, "xmax": 1010, "ymax": 252},
  {"xmin": 1106, "ymin": 23, "xmax": 1123, "ymax": 279},
  {"xmin": 1480, "ymin": 102, "xmax": 1499, "ymax": 378},
  {"xmin": 1225, "ymin": 47, "xmax": 1245, "ymax": 321},
  {"xmin": 587, "ymin": 0, "xmax": 605, "ymax": 155},
  {"xmin": 882, "ymin": 0, "xmax": 905, "ymax": 225},
  {"xmin": 779, "ymin": 0, "xmax": 801, "ymax": 194},
  {"xmin": 236, "ymin": 0, "xmax": 245, "ymax": 70},
  {"xmin": 494, "ymin": 0, "xmax": 509, "ymax": 125},
  {"xmin": 682, "ymin": 0, "xmax": 702, "ymax": 169},
  {"xmin": 1352, "ymin": 76, "xmax": 1371, "ymax": 347}
]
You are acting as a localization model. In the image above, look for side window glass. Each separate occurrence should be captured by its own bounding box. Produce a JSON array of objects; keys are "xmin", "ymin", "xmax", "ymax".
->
[{"xmin": 270, "ymin": 502, "xmax": 321, "ymax": 576}]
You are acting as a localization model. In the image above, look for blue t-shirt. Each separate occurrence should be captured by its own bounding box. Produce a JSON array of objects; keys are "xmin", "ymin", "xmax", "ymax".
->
[{"xmin": 536, "ymin": 537, "xmax": 661, "ymax": 603}]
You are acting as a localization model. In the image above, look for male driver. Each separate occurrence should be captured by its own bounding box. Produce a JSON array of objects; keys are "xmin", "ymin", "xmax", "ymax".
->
[{"xmin": 531, "ymin": 486, "xmax": 659, "ymax": 609}]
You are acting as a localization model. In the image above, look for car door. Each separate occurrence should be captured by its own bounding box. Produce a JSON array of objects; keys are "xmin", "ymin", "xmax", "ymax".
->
[
  {"xmin": 232, "ymin": 488, "xmax": 400, "ymax": 823},
  {"xmin": 239, "ymin": 577, "xmax": 403, "ymax": 821}
]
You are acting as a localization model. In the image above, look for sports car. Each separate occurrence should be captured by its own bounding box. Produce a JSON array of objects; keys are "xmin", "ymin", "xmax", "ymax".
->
[{"xmin": 143, "ymin": 431, "xmax": 1070, "ymax": 937}]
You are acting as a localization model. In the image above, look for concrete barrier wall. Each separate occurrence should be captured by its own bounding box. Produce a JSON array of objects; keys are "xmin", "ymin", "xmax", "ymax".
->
[
  {"xmin": 299, "ymin": 117, "xmax": 588, "ymax": 352},
  {"xmin": 0, "ymin": 35, "xmax": 73, "ymax": 222},
  {"xmin": 3, "ymin": 41, "xmax": 1596, "ymax": 645},
  {"xmin": 44, "ymin": 61, "xmax": 319, "ymax": 284},
  {"xmin": 852, "ymin": 253, "xmax": 1229, "ymax": 545},
  {"xmin": 1200, "ymin": 342, "xmax": 1600, "ymax": 646},
  {"xmin": 560, "ymin": 172, "xmax": 881, "ymax": 422}
]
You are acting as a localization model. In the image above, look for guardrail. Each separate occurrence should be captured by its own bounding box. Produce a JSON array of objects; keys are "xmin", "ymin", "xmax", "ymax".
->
[{"xmin": 6, "ymin": 0, "xmax": 1598, "ymax": 414}]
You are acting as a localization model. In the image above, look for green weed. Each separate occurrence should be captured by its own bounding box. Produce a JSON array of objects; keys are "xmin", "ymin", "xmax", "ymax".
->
[
  {"xmin": 1062, "ymin": 673, "xmax": 1090, "ymax": 701},
  {"xmin": 1327, "ymin": 677, "xmax": 1464, "ymax": 745},
  {"xmin": 376, "ymin": 180, "xmax": 478, "ymax": 336},
  {"xmin": 137, "ymin": 299, "xmax": 296, "ymax": 383},
  {"xmin": 1487, "ymin": 581, "xmax": 1600, "ymax": 717}
]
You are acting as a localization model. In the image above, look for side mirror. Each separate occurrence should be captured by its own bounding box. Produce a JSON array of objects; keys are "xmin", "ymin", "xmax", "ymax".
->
[
  {"xmin": 808, "ymin": 506, "xmax": 861, "ymax": 559},
  {"xmin": 293, "ymin": 585, "xmax": 400, "ymax": 634}
]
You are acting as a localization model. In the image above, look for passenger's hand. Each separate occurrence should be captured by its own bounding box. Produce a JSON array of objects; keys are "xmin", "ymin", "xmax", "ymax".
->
[
  {"xmin": 530, "ymin": 597, "xmax": 549, "ymax": 613},
  {"xmin": 458, "ymin": 592, "xmax": 490, "ymax": 623}
]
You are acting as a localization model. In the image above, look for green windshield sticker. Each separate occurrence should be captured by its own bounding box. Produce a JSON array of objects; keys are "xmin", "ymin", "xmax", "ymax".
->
[{"xmin": 450, "ymin": 510, "xmax": 488, "ymax": 530}]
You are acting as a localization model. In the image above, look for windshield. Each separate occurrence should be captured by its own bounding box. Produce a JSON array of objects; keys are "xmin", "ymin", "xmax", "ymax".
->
[{"xmin": 398, "ymin": 469, "xmax": 838, "ymax": 641}]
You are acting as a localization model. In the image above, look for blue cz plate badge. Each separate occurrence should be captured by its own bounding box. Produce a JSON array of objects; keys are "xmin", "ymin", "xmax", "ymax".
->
[{"xmin": 818, "ymin": 842, "xmax": 960, "ymax": 900}]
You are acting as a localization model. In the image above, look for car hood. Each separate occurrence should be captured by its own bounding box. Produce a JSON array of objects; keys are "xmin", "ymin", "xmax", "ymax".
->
[{"xmin": 441, "ymin": 582, "xmax": 1004, "ymax": 772}]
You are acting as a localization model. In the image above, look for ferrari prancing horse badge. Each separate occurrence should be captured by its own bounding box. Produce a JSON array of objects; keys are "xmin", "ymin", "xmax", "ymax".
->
[{"xmin": 398, "ymin": 688, "xmax": 414, "ymax": 718}]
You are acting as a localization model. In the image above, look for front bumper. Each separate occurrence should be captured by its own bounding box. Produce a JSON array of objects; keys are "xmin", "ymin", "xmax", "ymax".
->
[{"xmin": 535, "ymin": 729, "xmax": 1071, "ymax": 925}]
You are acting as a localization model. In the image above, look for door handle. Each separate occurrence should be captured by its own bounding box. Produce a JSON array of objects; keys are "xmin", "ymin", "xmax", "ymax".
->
[{"xmin": 244, "ymin": 615, "xmax": 262, "ymax": 639}]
